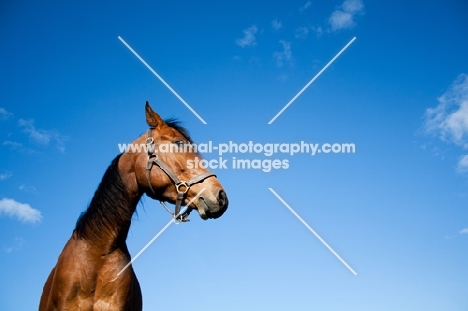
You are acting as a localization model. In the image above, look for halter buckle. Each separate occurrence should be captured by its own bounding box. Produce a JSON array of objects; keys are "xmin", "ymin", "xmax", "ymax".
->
[{"xmin": 175, "ymin": 181, "xmax": 189, "ymax": 194}]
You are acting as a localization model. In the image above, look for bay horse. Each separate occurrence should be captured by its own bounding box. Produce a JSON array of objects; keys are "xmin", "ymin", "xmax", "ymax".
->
[{"xmin": 39, "ymin": 102, "xmax": 228, "ymax": 310}]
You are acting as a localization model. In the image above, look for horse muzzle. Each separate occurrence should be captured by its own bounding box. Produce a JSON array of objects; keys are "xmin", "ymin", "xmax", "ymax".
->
[{"xmin": 197, "ymin": 189, "xmax": 228, "ymax": 220}]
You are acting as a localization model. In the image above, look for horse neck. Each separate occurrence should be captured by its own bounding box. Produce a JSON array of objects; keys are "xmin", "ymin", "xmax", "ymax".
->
[{"xmin": 74, "ymin": 154, "xmax": 143, "ymax": 252}]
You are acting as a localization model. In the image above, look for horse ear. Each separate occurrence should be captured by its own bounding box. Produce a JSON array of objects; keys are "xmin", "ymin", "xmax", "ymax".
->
[{"xmin": 145, "ymin": 101, "xmax": 165, "ymax": 128}]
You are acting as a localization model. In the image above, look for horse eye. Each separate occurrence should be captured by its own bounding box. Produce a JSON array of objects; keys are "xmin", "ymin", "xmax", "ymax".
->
[{"xmin": 174, "ymin": 140, "xmax": 185, "ymax": 147}]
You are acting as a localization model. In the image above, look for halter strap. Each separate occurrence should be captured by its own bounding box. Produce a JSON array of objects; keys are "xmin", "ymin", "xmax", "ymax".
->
[{"xmin": 144, "ymin": 128, "xmax": 216, "ymax": 222}]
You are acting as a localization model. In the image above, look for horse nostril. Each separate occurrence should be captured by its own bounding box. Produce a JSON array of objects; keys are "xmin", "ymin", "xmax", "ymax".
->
[{"xmin": 218, "ymin": 190, "xmax": 228, "ymax": 209}]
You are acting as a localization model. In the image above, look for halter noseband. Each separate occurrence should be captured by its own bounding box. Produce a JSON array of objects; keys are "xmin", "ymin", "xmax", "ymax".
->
[{"xmin": 145, "ymin": 128, "xmax": 216, "ymax": 222}]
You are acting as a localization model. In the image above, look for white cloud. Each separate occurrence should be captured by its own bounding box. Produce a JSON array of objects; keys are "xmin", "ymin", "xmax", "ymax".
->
[
  {"xmin": 0, "ymin": 171, "xmax": 12, "ymax": 181},
  {"xmin": 273, "ymin": 40, "xmax": 293, "ymax": 68},
  {"xmin": 0, "ymin": 108, "xmax": 13, "ymax": 120},
  {"xmin": 341, "ymin": 0, "xmax": 365, "ymax": 13},
  {"xmin": 18, "ymin": 119, "xmax": 51, "ymax": 144},
  {"xmin": 457, "ymin": 155, "xmax": 468, "ymax": 173},
  {"xmin": 445, "ymin": 102, "xmax": 468, "ymax": 143},
  {"xmin": 425, "ymin": 74, "xmax": 468, "ymax": 148},
  {"xmin": 295, "ymin": 26, "xmax": 309, "ymax": 39},
  {"xmin": 424, "ymin": 74, "xmax": 468, "ymax": 174},
  {"xmin": 328, "ymin": 0, "xmax": 365, "ymax": 32},
  {"xmin": 0, "ymin": 198, "xmax": 42, "ymax": 224},
  {"xmin": 272, "ymin": 19, "xmax": 283, "ymax": 30},
  {"xmin": 329, "ymin": 11, "xmax": 354, "ymax": 30},
  {"xmin": 236, "ymin": 25, "xmax": 258, "ymax": 48},
  {"xmin": 300, "ymin": 1, "xmax": 312, "ymax": 12},
  {"xmin": 18, "ymin": 119, "xmax": 67, "ymax": 152},
  {"xmin": 460, "ymin": 228, "xmax": 468, "ymax": 234}
]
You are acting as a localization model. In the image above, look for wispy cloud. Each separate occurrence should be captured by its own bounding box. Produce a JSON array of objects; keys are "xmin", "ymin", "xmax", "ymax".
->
[
  {"xmin": 328, "ymin": 0, "xmax": 365, "ymax": 32},
  {"xmin": 3, "ymin": 140, "xmax": 22, "ymax": 148},
  {"xmin": 236, "ymin": 25, "xmax": 258, "ymax": 48},
  {"xmin": 445, "ymin": 227, "xmax": 468, "ymax": 239},
  {"xmin": 2, "ymin": 111, "xmax": 67, "ymax": 153},
  {"xmin": 0, "ymin": 198, "xmax": 42, "ymax": 224},
  {"xmin": 295, "ymin": 26, "xmax": 309, "ymax": 39},
  {"xmin": 19, "ymin": 184, "xmax": 38, "ymax": 194},
  {"xmin": 18, "ymin": 119, "xmax": 67, "ymax": 152},
  {"xmin": 0, "ymin": 108, "xmax": 13, "ymax": 120},
  {"xmin": 0, "ymin": 171, "xmax": 12, "ymax": 181},
  {"xmin": 271, "ymin": 19, "xmax": 283, "ymax": 30},
  {"xmin": 425, "ymin": 74, "xmax": 468, "ymax": 148},
  {"xmin": 19, "ymin": 119, "xmax": 52, "ymax": 144},
  {"xmin": 273, "ymin": 40, "xmax": 293, "ymax": 68},
  {"xmin": 3, "ymin": 237, "xmax": 25, "ymax": 254},
  {"xmin": 299, "ymin": 1, "xmax": 312, "ymax": 12},
  {"xmin": 457, "ymin": 155, "xmax": 468, "ymax": 173},
  {"xmin": 2, "ymin": 140, "xmax": 38, "ymax": 155},
  {"xmin": 424, "ymin": 73, "xmax": 468, "ymax": 174},
  {"xmin": 312, "ymin": 26, "xmax": 323, "ymax": 37}
]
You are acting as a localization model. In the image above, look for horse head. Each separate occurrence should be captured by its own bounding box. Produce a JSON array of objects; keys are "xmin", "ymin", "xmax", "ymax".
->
[{"xmin": 120, "ymin": 102, "xmax": 228, "ymax": 221}]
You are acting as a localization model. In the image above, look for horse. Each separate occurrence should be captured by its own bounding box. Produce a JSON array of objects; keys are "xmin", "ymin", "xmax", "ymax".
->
[{"xmin": 39, "ymin": 102, "xmax": 229, "ymax": 310}]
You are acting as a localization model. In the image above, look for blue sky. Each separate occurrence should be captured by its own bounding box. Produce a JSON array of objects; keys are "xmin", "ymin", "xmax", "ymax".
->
[{"xmin": 1, "ymin": 0, "xmax": 468, "ymax": 309}]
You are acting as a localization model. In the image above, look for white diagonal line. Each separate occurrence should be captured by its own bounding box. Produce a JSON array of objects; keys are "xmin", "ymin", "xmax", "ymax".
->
[
  {"xmin": 117, "ymin": 188, "xmax": 206, "ymax": 277},
  {"xmin": 268, "ymin": 37, "xmax": 356, "ymax": 124},
  {"xmin": 268, "ymin": 188, "xmax": 357, "ymax": 275},
  {"xmin": 118, "ymin": 36, "xmax": 207, "ymax": 124}
]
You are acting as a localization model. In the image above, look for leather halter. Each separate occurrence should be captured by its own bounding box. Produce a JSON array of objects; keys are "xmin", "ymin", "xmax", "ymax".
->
[{"xmin": 145, "ymin": 128, "xmax": 216, "ymax": 222}]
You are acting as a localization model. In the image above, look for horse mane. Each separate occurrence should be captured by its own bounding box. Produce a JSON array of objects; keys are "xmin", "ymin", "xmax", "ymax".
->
[
  {"xmin": 74, "ymin": 120, "xmax": 190, "ymax": 240},
  {"xmin": 165, "ymin": 118, "xmax": 193, "ymax": 143},
  {"xmin": 74, "ymin": 154, "xmax": 134, "ymax": 240}
]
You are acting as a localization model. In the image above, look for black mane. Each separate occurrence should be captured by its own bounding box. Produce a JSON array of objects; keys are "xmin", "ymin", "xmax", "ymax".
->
[
  {"xmin": 165, "ymin": 118, "xmax": 193, "ymax": 143},
  {"xmin": 74, "ymin": 154, "xmax": 137, "ymax": 241},
  {"xmin": 74, "ymin": 120, "xmax": 189, "ymax": 241}
]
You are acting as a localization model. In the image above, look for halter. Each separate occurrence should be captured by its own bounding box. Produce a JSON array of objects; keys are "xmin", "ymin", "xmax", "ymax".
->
[{"xmin": 145, "ymin": 128, "xmax": 216, "ymax": 223}]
